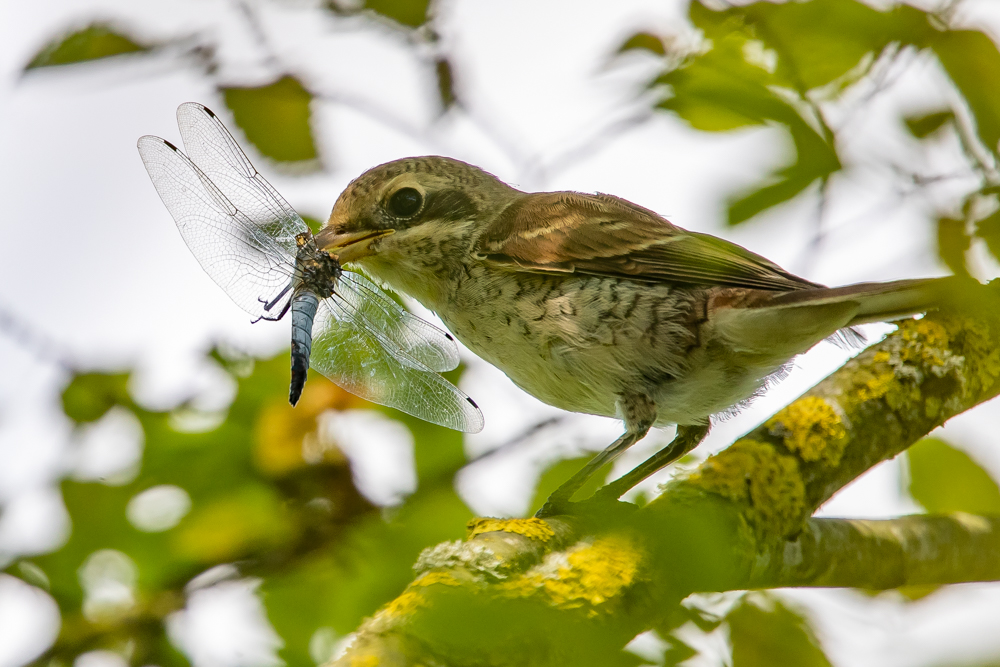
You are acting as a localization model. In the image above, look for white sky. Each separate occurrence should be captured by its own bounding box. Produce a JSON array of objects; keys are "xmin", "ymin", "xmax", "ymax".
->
[{"xmin": 2, "ymin": 0, "xmax": 1000, "ymax": 666}]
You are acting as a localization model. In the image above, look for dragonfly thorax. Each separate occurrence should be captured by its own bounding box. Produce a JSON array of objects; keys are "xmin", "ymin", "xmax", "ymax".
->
[{"xmin": 294, "ymin": 231, "xmax": 342, "ymax": 298}]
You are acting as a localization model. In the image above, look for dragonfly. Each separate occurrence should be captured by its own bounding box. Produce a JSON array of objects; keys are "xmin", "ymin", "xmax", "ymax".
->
[{"xmin": 137, "ymin": 102, "xmax": 484, "ymax": 433}]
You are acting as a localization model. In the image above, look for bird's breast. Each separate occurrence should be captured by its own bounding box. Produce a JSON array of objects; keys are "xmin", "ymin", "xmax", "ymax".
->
[{"xmin": 432, "ymin": 264, "xmax": 704, "ymax": 420}]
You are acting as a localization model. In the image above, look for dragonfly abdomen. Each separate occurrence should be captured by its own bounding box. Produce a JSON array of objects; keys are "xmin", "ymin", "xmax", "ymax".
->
[{"xmin": 289, "ymin": 288, "xmax": 319, "ymax": 405}]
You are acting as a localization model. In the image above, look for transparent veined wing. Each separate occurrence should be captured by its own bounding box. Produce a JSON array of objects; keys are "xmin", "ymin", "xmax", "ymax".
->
[
  {"xmin": 337, "ymin": 271, "xmax": 461, "ymax": 373},
  {"xmin": 175, "ymin": 102, "xmax": 306, "ymax": 260},
  {"xmin": 137, "ymin": 135, "xmax": 296, "ymax": 319},
  {"xmin": 311, "ymin": 298, "xmax": 485, "ymax": 433}
]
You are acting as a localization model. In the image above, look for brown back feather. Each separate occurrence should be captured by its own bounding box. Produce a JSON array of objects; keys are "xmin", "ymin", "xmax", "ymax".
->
[{"xmin": 476, "ymin": 191, "xmax": 819, "ymax": 291}]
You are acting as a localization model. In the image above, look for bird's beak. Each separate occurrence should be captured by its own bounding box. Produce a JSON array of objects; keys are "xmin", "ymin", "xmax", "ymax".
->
[{"xmin": 316, "ymin": 228, "xmax": 395, "ymax": 264}]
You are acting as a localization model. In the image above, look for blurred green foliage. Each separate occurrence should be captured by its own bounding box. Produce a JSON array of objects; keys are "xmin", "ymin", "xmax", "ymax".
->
[
  {"xmin": 26, "ymin": 24, "xmax": 147, "ymax": 69},
  {"xmin": 223, "ymin": 76, "xmax": 320, "ymax": 168},
  {"xmin": 632, "ymin": 0, "xmax": 1000, "ymax": 235},
  {"xmin": 726, "ymin": 594, "xmax": 832, "ymax": 667},
  {"xmin": 907, "ymin": 437, "xmax": 1000, "ymax": 515},
  {"xmin": 9, "ymin": 349, "xmax": 478, "ymax": 666}
]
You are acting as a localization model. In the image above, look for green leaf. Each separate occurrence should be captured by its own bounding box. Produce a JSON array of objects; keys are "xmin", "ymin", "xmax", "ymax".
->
[
  {"xmin": 905, "ymin": 110, "xmax": 954, "ymax": 138},
  {"xmin": 936, "ymin": 217, "xmax": 971, "ymax": 277},
  {"xmin": 907, "ymin": 437, "xmax": 1000, "ymax": 514},
  {"xmin": 657, "ymin": 33, "xmax": 781, "ymax": 132},
  {"xmin": 657, "ymin": 20, "xmax": 841, "ymax": 225},
  {"xmin": 365, "ymin": 0, "xmax": 430, "ymax": 28},
  {"xmin": 727, "ymin": 594, "xmax": 832, "ymax": 667},
  {"xmin": 26, "ymin": 24, "xmax": 147, "ymax": 69},
  {"xmin": 222, "ymin": 75, "xmax": 319, "ymax": 167},
  {"xmin": 930, "ymin": 29, "xmax": 1000, "ymax": 156},
  {"xmin": 618, "ymin": 32, "xmax": 666, "ymax": 57},
  {"xmin": 692, "ymin": 0, "xmax": 929, "ymax": 91}
]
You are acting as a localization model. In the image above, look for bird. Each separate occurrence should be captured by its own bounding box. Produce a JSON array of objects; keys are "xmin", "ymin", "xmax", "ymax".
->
[{"xmin": 314, "ymin": 156, "xmax": 956, "ymax": 515}]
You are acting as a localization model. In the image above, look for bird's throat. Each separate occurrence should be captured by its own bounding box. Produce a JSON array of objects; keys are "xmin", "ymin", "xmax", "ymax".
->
[{"xmin": 356, "ymin": 220, "xmax": 479, "ymax": 315}]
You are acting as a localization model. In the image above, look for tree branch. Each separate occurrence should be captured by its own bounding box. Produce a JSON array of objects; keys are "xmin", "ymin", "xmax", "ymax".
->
[{"xmin": 751, "ymin": 514, "xmax": 1000, "ymax": 589}]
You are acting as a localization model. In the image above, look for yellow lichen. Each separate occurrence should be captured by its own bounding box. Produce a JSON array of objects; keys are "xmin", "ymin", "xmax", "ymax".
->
[
  {"xmin": 855, "ymin": 369, "xmax": 897, "ymax": 402},
  {"xmin": 467, "ymin": 517, "xmax": 555, "ymax": 542},
  {"xmin": 380, "ymin": 589, "xmax": 426, "ymax": 620},
  {"xmin": 943, "ymin": 315, "xmax": 1000, "ymax": 395},
  {"xmin": 348, "ymin": 656, "xmax": 380, "ymax": 667},
  {"xmin": 898, "ymin": 319, "xmax": 952, "ymax": 368},
  {"xmin": 413, "ymin": 571, "xmax": 462, "ymax": 588},
  {"xmin": 687, "ymin": 439, "xmax": 806, "ymax": 537},
  {"xmin": 873, "ymin": 351, "xmax": 891, "ymax": 364},
  {"xmin": 376, "ymin": 571, "xmax": 466, "ymax": 623},
  {"xmin": 767, "ymin": 396, "xmax": 848, "ymax": 467},
  {"xmin": 501, "ymin": 535, "xmax": 641, "ymax": 616}
]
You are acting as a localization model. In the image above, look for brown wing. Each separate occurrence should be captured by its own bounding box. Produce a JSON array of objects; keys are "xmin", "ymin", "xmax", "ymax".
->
[{"xmin": 475, "ymin": 192, "xmax": 819, "ymax": 291}]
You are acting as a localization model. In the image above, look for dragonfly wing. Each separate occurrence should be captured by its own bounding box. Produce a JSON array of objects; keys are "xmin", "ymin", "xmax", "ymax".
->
[
  {"xmin": 137, "ymin": 135, "xmax": 295, "ymax": 318},
  {"xmin": 309, "ymin": 299, "xmax": 484, "ymax": 433},
  {"xmin": 336, "ymin": 271, "xmax": 461, "ymax": 372},
  {"xmin": 175, "ymin": 103, "xmax": 307, "ymax": 258}
]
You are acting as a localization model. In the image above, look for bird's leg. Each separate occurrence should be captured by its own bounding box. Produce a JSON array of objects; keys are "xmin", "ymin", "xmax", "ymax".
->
[
  {"xmin": 536, "ymin": 394, "xmax": 655, "ymax": 517},
  {"xmin": 594, "ymin": 422, "xmax": 710, "ymax": 501}
]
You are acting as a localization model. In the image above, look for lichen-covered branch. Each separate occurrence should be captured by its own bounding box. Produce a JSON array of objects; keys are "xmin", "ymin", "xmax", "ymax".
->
[
  {"xmin": 331, "ymin": 289, "xmax": 1000, "ymax": 667},
  {"xmin": 677, "ymin": 294, "xmax": 1000, "ymax": 541},
  {"xmin": 750, "ymin": 514, "xmax": 1000, "ymax": 589}
]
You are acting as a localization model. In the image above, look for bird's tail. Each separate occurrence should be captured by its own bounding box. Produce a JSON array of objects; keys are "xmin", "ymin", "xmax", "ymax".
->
[
  {"xmin": 760, "ymin": 276, "xmax": 962, "ymax": 327},
  {"xmin": 711, "ymin": 276, "xmax": 966, "ymax": 362}
]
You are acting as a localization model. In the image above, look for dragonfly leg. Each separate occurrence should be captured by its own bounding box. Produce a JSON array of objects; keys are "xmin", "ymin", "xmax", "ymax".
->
[
  {"xmin": 263, "ymin": 282, "xmax": 293, "ymax": 311},
  {"xmin": 252, "ymin": 285, "xmax": 294, "ymax": 322}
]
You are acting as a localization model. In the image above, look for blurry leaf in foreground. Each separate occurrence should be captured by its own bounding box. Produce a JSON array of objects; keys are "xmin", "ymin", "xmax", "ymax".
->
[
  {"xmin": 936, "ymin": 217, "xmax": 972, "ymax": 277},
  {"xmin": 222, "ymin": 75, "xmax": 320, "ymax": 169},
  {"xmin": 727, "ymin": 593, "xmax": 832, "ymax": 667},
  {"xmin": 907, "ymin": 437, "xmax": 1000, "ymax": 514},
  {"xmin": 905, "ymin": 110, "xmax": 954, "ymax": 139},
  {"xmin": 365, "ymin": 0, "xmax": 430, "ymax": 28},
  {"xmin": 26, "ymin": 24, "xmax": 148, "ymax": 70},
  {"xmin": 618, "ymin": 32, "xmax": 666, "ymax": 56}
]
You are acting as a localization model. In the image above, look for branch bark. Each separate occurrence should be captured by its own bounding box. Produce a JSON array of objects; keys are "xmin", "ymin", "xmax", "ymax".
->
[{"xmin": 331, "ymin": 284, "xmax": 1000, "ymax": 667}]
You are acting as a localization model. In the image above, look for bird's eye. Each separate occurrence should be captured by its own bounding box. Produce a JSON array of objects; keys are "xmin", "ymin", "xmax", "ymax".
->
[{"xmin": 388, "ymin": 187, "xmax": 423, "ymax": 218}]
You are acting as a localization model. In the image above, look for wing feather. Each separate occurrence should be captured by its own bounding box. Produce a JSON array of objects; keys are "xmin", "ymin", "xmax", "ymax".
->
[{"xmin": 476, "ymin": 192, "xmax": 818, "ymax": 291}]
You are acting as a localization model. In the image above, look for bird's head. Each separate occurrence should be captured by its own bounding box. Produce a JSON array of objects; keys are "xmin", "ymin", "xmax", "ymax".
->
[{"xmin": 316, "ymin": 157, "xmax": 516, "ymax": 280}]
